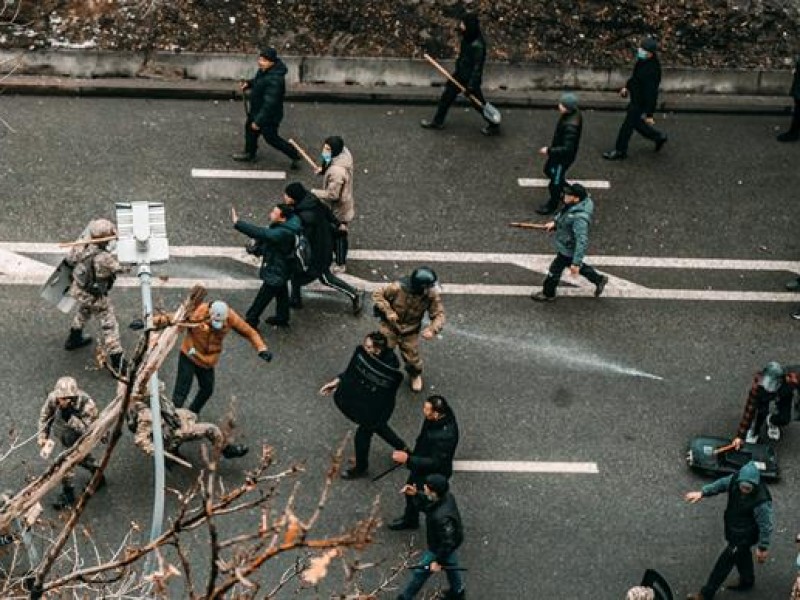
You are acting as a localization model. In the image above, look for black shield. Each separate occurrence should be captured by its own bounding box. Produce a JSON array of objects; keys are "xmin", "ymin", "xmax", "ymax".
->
[{"xmin": 334, "ymin": 346, "xmax": 403, "ymax": 428}]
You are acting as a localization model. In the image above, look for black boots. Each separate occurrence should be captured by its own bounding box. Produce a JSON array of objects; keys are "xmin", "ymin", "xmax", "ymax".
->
[
  {"xmin": 52, "ymin": 485, "xmax": 76, "ymax": 510},
  {"xmin": 64, "ymin": 328, "xmax": 92, "ymax": 350},
  {"xmin": 387, "ymin": 516, "xmax": 419, "ymax": 531},
  {"xmin": 232, "ymin": 152, "xmax": 256, "ymax": 162},
  {"xmin": 222, "ymin": 444, "xmax": 249, "ymax": 459},
  {"xmin": 341, "ymin": 466, "xmax": 368, "ymax": 480}
]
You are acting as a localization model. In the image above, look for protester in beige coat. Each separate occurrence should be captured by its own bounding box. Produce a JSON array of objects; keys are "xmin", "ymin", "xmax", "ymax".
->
[{"xmin": 312, "ymin": 136, "xmax": 354, "ymax": 272}]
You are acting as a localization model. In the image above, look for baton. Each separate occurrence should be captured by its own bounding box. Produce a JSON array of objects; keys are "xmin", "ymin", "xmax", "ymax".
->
[
  {"xmin": 408, "ymin": 565, "xmax": 468, "ymax": 571},
  {"xmin": 508, "ymin": 222, "xmax": 549, "ymax": 230},
  {"xmin": 371, "ymin": 462, "xmax": 403, "ymax": 482},
  {"xmin": 713, "ymin": 442, "xmax": 738, "ymax": 456},
  {"xmin": 288, "ymin": 138, "xmax": 321, "ymax": 172}
]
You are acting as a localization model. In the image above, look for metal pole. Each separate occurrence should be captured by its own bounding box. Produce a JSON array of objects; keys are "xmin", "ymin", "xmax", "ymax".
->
[{"xmin": 138, "ymin": 264, "xmax": 166, "ymax": 543}]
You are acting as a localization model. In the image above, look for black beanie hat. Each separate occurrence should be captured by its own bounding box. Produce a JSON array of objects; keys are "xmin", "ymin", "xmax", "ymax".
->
[
  {"xmin": 565, "ymin": 182, "xmax": 588, "ymax": 200},
  {"xmin": 284, "ymin": 182, "xmax": 306, "ymax": 202},
  {"xmin": 425, "ymin": 473, "xmax": 449, "ymax": 496},
  {"xmin": 324, "ymin": 136, "xmax": 345, "ymax": 158},
  {"xmin": 259, "ymin": 47, "xmax": 278, "ymax": 61}
]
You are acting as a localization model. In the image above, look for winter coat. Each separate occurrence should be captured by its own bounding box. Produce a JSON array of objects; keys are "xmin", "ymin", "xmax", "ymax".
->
[
  {"xmin": 407, "ymin": 411, "xmax": 459, "ymax": 481},
  {"xmin": 626, "ymin": 55, "xmax": 662, "ymax": 116},
  {"xmin": 791, "ymin": 57, "xmax": 800, "ymax": 100},
  {"xmin": 422, "ymin": 492, "xmax": 464, "ymax": 562},
  {"xmin": 38, "ymin": 391, "xmax": 98, "ymax": 446},
  {"xmin": 454, "ymin": 36, "xmax": 486, "ymax": 89},
  {"xmin": 736, "ymin": 365, "xmax": 800, "ymax": 439},
  {"xmin": 701, "ymin": 461, "xmax": 774, "ymax": 549},
  {"xmin": 292, "ymin": 192, "xmax": 338, "ymax": 275},
  {"xmin": 312, "ymin": 147, "xmax": 355, "ymax": 223},
  {"xmin": 372, "ymin": 279, "xmax": 446, "ymax": 337},
  {"xmin": 547, "ymin": 109, "xmax": 583, "ymax": 164},
  {"xmin": 553, "ymin": 197, "xmax": 595, "ymax": 266},
  {"xmin": 235, "ymin": 215, "xmax": 302, "ymax": 286},
  {"xmin": 154, "ymin": 302, "xmax": 267, "ymax": 369},
  {"xmin": 247, "ymin": 59, "xmax": 289, "ymax": 127}
]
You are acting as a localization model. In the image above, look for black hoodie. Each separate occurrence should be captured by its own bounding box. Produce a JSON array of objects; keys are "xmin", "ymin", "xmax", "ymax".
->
[
  {"xmin": 249, "ymin": 58, "xmax": 289, "ymax": 127},
  {"xmin": 454, "ymin": 14, "xmax": 486, "ymax": 89}
]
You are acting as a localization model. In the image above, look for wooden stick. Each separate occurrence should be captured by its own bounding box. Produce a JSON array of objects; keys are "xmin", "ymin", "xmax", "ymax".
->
[
  {"xmin": 288, "ymin": 139, "xmax": 320, "ymax": 172},
  {"xmin": 165, "ymin": 451, "xmax": 193, "ymax": 469},
  {"xmin": 58, "ymin": 235, "xmax": 117, "ymax": 248},
  {"xmin": 713, "ymin": 442, "xmax": 737, "ymax": 455},
  {"xmin": 509, "ymin": 222, "xmax": 549, "ymax": 230},
  {"xmin": 423, "ymin": 53, "xmax": 485, "ymax": 109}
]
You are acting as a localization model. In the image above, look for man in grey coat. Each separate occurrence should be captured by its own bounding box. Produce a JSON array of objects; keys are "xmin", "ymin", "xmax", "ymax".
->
[
  {"xmin": 531, "ymin": 183, "xmax": 608, "ymax": 302},
  {"xmin": 777, "ymin": 55, "xmax": 800, "ymax": 142}
]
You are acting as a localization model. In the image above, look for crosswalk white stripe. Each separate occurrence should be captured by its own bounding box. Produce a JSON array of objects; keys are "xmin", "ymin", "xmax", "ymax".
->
[
  {"xmin": 518, "ymin": 178, "xmax": 611, "ymax": 189},
  {"xmin": 453, "ymin": 461, "xmax": 599, "ymax": 474},
  {"xmin": 190, "ymin": 168, "xmax": 286, "ymax": 180}
]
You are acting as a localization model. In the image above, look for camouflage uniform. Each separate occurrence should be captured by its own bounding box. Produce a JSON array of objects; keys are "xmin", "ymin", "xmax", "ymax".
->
[
  {"xmin": 130, "ymin": 402, "xmax": 224, "ymax": 456},
  {"xmin": 38, "ymin": 378, "xmax": 101, "ymax": 491},
  {"xmin": 372, "ymin": 280, "xmax": 445, "ymax": 377},
  {"xmin": 66, "ymin": 243, "xmax": 124, "ymax": 355}
]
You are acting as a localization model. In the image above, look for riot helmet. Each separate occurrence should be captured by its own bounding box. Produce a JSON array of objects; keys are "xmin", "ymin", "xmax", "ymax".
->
[
  {"xmin": 409, "ymin": 267, "xmax": 438, "ymax": 294},
  {"xmin": 759, "ymin": 361, "xmax": 784, "ymax": 392},
  {"xmin": 54, "ymin": 376, "xmax": 78, "ymax": 399}
]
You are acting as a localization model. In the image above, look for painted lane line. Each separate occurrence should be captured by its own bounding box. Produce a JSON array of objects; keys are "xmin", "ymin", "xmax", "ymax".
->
[
  {"xmin": 191, "ymin": 168, "xmax": 286, "ymax": 180},
  {"xmin": 453, "ymin": 461, "xmax": 599, "ymax": 474},
  {"xmin": 518, "ymin": 178, "xmax": 611, "ymax": 189}
]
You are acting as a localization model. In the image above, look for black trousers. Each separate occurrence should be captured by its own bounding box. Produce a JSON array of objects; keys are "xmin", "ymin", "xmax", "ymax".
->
[
  {"xmin": 701, "ymin": 543, "xmax": 755, "ymax": 599},
  {"xmin": 246, "ymin": 281, "xmax": 290, "ymax": 324},
  {"xmin": 751, "ymin": 385, "xmax": 795, "ymax": 436},
  {"xmin": 788, "ymin": 98, "xmax": 800, "ymax": 134},
  {"xmin": 432, "ymin": 80, "xmax": 489, "ymax": 125},
  {"xmin": 543, "ymin": 159, "xmax": 573, "ymax": 207},
  {"xmin": 334, "ymin": 230, "xmax": 349, "ymax": 266},
  {"xmin": 542, "ymin": 252, "xmax": 604, "ymax": 298},
  {"xmin": 172, "ymin": 352, "xmax": 215, "ymax": 414},
  {"xmin": 353, "ymin": 422, "xmax": 406, "ymax": 470},
  {"xmin": 614, "ymin": 104, "xmax": 665, "ymax": 153},
  {"xmin": 244, "ymin": 119, "xmax": 301, "ymax": 161},
  {"xmin": 291, "ymin": 268, "xmax": 358, "ymax": 302}
]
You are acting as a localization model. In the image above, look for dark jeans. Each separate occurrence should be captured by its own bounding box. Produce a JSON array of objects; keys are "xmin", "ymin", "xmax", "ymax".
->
[
  {"xmin": 334, "ymin": 229, "xmax": 349, "ymax": 266},
  {"xmin": 700, "ymin": 543, "xmax": 754, "ymax": 599},
  {"xmin": 615, "ymin": 104, "xmax": 665, "ymax": 153},
  {"xmin": 291, "ymin": 268, "xmax": 358, "ymax": 302},
  {"xmin": 432, "ymin": 80, "xmax": 489, "ymax": 125},
  {"xmin": 246, "ymin": 281, "xmax": 290, "ymax": 324},
  {"xmin": 399, "ymin": 549, "xmax": 464, "ymax": 599},
  {"xmin": 750, "ymin": 385, "xmax": 795, "ymax": 437},
  {"xmin": 542, "ymin": 252, "xmax": 604, "ymax": 298},
  {"xmin": 244, "ymin": 119, "xmax": 301, "ymax": 161},
  {"xmin": 353, "ymin": 422, "xmax": 406, "ymax": 470},
  {"xmin": 543, "ymin": 159, "xmax": 573, "ymax": 207},
  {"xmin": 172, "ymin": 352, "xmax": 215, "ymax": 414}
]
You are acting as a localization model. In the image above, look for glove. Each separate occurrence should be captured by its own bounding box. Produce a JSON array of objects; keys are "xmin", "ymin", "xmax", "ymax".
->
[
  {"xmin": 258, "ymin": 350, "xmax": 273, "ymax": 363},
  {"xmin": 129, "ymin": 318, "xmax": 145, "ymax": 331}
]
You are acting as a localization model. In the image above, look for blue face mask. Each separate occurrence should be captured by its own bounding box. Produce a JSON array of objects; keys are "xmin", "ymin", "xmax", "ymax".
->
[
  {"xmin": 321, "ymin": 151, "xmax": 332, "ymax": 164},
  {"xmin": 636, "ymin": 48, "xmax": 649, "ymax": 60},
  {"xmin": 211, "ymin": 320, "xmax": 224, "ymax": 331}
]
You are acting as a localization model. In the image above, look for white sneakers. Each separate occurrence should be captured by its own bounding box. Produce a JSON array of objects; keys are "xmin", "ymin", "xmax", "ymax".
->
[
  {"xmin": 410, "ymin": 375, "xmax": 423, "ymax": 393},
  {"xmin": 766, "ymin": 415, "xmax": 781, "ymax": 441}
]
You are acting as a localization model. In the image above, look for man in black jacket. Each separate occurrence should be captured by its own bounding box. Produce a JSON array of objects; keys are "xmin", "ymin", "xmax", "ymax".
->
[
  {"xmin": 231, "ymin": 203, "xmax": 302, "ymax": 328},
  {"xmin": 536, "ymin": 92, "xmax": 583, "ymax": 215},
  {"xmin": 421, "ymin": 12, "xmax": 497, "ymax": 136},
  {"xmin": 233, "ymin": 47, "xmax": 301, "ymax": 168},
  {"xmin": 319, "ymin": 331, "xmax": 407, "ymax": 479},
  {"xmin": 283, "ymin": 182, "xmax": 365, "ymax": 315},
  {"xmin": 777, "ymin": 56, "xmax": 800, "ymax": 142},
  {"xmin": 603, "ymin": 38, "xmax": 668, "ymax": 160},
  {"xmin": 388, "ymin": 395, "xmax": 459, "ymax": 531},
  {"xmin": 396, "ymin": 474, "xmax": 466, "ymax": 600}
]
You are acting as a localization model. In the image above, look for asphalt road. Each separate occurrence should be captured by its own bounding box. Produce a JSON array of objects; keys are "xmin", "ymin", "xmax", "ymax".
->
[{"xmin": 0, "ymin": 95, "xmax": 798, "ymax": 599}]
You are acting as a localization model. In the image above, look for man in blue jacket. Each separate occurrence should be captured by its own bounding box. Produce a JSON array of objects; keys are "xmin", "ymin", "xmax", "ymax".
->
[
  {"xmin": 531, "ymin": 183, "xmax": 608, "ymax": 302},
  {"xmin": 603, "ymin": 38, "xmax": 668, "ymax": 160},
  {"xmin": 233, "ymin": 47, "xmax": 301, "ymax": 168},
  {"xmin": 231, "ymin": 203, "xmax": 302, "ymax": 328},
  {"xmin": 684, "ymin": 462, "xmax": 774, "ymax": 599}
]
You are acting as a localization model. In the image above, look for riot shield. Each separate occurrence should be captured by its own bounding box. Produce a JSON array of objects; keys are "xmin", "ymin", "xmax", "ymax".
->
[
  {"xmin": 334, "ymin": 346, "xmax": 403, "ymax": 428},
  {"xmin": 40, "ymin": 259, "xmax": 76, "ymax": 314}
]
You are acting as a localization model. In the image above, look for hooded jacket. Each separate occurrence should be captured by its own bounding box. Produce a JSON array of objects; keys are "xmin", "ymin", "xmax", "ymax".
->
[
  {"xmin": 626, "ymin": 54, "xmax": 662, "ymax": 116},
  {"xmin": 453, "ymin": 15, "xmax": 486, "ymax": 89},
  {"xmin": 248, "ymin": 59, "xmax": 289, "ymax": 127},
  {"xmin": 553, "ymin": 197, "xmax": 595, "ymax": 266},
  {"xmin": 292, "ymin": 191, "xmax": 339, "ymax": 275},
  {"xmin": 235, "ymin": 214, "xmax": 303, "ymax": 286},
  {"xmin": 701, "ymin": 461, "xmax": 774, "ymax": 549},
  {"xmin": 312, "ymin": 146, "xmax": 355, "ymax": 223}
]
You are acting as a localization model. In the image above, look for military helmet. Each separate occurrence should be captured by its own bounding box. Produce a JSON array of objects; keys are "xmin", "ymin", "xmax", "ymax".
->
[
  {"xmin": 410, "ymin": 267, "xmax": 438, "ymax": 294},
  {"xmin": 54, "ymin": 376, "xmax": 78, "ymax": 398},
  {"xmin": 89, "ymin": 218, "xmax": 116, "ymax": 239},
  {"xmin": 759, "ymin": 361, "xmax": 784, "ymax": 393}
]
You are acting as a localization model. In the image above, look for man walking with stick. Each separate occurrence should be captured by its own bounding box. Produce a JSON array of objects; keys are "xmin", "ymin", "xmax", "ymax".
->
[{"xmin": 420, "ymin": 12, "xmax": 499, "ymax": 136}]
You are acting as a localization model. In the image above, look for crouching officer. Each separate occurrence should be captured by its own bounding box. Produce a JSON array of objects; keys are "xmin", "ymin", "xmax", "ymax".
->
[
  {"xmin": 732, "ymin": 361, "xmax": 799, "ymax": 448},
  {"xmin": 38, "ymin": 376, "xmax": 105, "ymax": 510},
  {"xmin": 388, "ymin": 395, "xmax": 459, "ymax": 531},
  {"xmin": 128, "ymin": 399, "xmax": 248, "ymax": 461},
  {"xmin": 372, "ymin": 267, "xmax": 445, "ymax": 393},
  {"xmin": 396, "ymin": 474, "xmax": 466, "ymax": 600},
  {"xmin": 319, "ymin": 331, "xmax": 407, "ymax": 479},
  {"xmin": 64, "ymin": 218, "xmax": 127, "ymax": 374}
]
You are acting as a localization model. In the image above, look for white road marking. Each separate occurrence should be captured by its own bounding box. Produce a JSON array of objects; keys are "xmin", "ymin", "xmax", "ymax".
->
[
  {"xmin": 454, "ymin": 461, "xmax": 599, "ymax": 474},
  {"xmin": 0, "ymin": 243, "xmax": 797, "ymax": 302},
  {"xmin": 518, "ymin": 178, "xmax": 611, "ymax": 189},
  {"xmin": 190, "ymin": 168, "xmax": 286, "ymax": 180}
]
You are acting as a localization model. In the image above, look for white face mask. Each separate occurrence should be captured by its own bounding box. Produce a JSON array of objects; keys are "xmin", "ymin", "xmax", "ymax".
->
[{"xmin": 210, "ymin": 320, "xmax": 224, "ymax": 330}]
